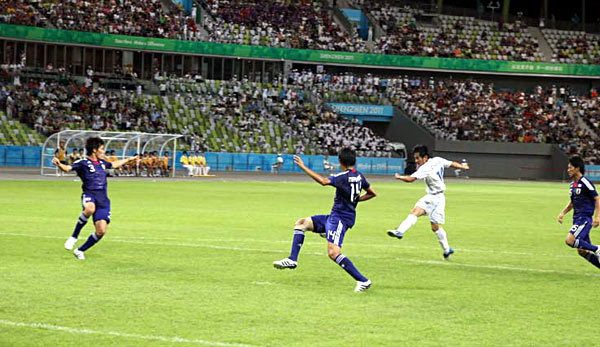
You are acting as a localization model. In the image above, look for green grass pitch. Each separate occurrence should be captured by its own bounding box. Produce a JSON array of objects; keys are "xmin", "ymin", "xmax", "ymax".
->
[{"xmin": 0, "ymin": 178, "xmax": 598, "ymax": 346}]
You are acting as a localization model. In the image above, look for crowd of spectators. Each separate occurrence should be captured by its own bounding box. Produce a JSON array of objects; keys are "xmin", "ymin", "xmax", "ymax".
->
[
  {"xmin": 0, "ymin": 78, "xmax": 167, "ymax": 136},
  {"xmin": 0, "ymin": 0, "xmax": 197, "ymax": 40},
  {"xmin": 394, "ymin": 78, "xmax": 600, "ymax": 163},
  {"xmin": 0, "ymin": 70, "xmax": 392, "ymax": 157},
  {"xmin": 6, "ymin": 0, "xmax": 600, "ymax": 65},
  {"xmin": 363, "ymin": 1, "xmax": 541, "ymax": 61},
  {"xmin": 201, "ymin": 0, "xmax": 366, "ymax": 52},
  {"xmin": 543, "ymin": 29, "xmax": 600, "ymax": 64},
  {"xmin": 0, "ymin": 0, "xmax": 45, "ymax": 27},
  {"xmin": 159, "ymin": 73, "xmax": 391, "ymax": 156},
  {"xmin": 568, "ymin": 91, "xmax": 600, "ymax": 163},
  {"xmin": 280, "ymin": 69, "xmax": 600, "ymax": 163}
]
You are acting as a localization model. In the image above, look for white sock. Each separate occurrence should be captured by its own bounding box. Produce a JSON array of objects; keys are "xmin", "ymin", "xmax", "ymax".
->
[
  {"xmin": 435, "ymin": 227, "xmax": 450, "ymax": 253},
  {"xmin": 397, "ymin": 214, "xmax": 418, "ymax": 234}
]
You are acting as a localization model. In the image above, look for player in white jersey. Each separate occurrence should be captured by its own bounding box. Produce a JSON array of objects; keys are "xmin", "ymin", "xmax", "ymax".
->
[{"xmin": 386, "ymin": 145, "xmax": 470, "ymax": 259}]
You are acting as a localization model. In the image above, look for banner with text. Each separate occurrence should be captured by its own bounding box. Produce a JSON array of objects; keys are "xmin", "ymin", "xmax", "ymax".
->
[
  {"xmin": 326, "ymin": 103, "xmax": 394, "ymax": 117},
  {"xmin": 1, "ymin": 24, "xmax": 599, "ymax": 76}
]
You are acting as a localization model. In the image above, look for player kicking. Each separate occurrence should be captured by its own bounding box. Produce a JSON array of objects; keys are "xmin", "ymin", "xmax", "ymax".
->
[
  {"xmin": 557, "ymin": 156, "xmax": 600, "ymax": 269},
  {"xmin": 53, "ymin": 137, "xmax": 137, "ymax": 260},
  {"xmin": 386, "ymin": 145, "xmax": 469, "ymax": 259},
  {"xmin": 273, "ymin": 148, "xmax": 377, "ymax": 292}
]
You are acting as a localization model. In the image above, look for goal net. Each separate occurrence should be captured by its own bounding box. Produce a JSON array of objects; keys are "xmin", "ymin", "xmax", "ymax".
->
[{"xmin": 41, "ymin": 130, "xmax": 183, "ymax": 177}]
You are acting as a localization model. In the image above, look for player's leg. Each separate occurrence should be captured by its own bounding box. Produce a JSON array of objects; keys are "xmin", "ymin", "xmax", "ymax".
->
[
  {"xmin": 65, "ymin": 195, "xmax": 96, "ymax": 250},
  {"xmin": 429, "ymin": 197, "xmax": 453, "ymax": 259},
  {"xmin": 73, "ymin": 200, "xmax": 110, "ymax": 260},
  {"xmin": 325, "ymin": 219, "xmax": 370, "ymax": 292},
  {"xmin": 431, "ymin": 223, "xmax": 453, "ymax": 259},
  {"xmin": 74, "ymin": 219, "xmax": 107, "ymax": 260},
  {"xmin": 273, "ymin": 216, "xmax": 319, "ymax": 269},
  {"xmin": 577, "ymin": 247, "xmax": 600, "ymax": 269},
  {"xmin": 565, "ymin": 219, "xmax": 600, "ymax": 265},
  {"xmin": 565, "ymin": 219, "xmax": 600, "ymax": 253},
  {"xmin": 205, "ymin": 166, "xmax": 211, "ymax": 175},
  {"xmin": 387, "ymin": 203, "xmax": 427, "ymax": 239}
]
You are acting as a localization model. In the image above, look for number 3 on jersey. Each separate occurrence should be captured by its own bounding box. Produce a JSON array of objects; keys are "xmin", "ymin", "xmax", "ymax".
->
[{"xmin": 350, "ymin": 181, "xmax": 362, "ymax": 202}]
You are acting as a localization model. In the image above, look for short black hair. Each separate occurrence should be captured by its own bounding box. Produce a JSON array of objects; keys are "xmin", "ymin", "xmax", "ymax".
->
[
  {"xmin": 85, "ymin": 137, "xmax": 104, "ymax": 156},
  {"xmin": 570, "ymin": 156, "xmax": 586, "ymax": 175},
  {"xmin": 339, "ymin": 148, "xmax": 356, "ymax": 167},
  {"xmin": 183, "ymin": 151, "xmax": 188, "ymax": 155},
  {"xmin": 413, "ymin": 144, "xmax": 430, "ymax": 158},
  {"xmin": 164, "ymin": 151, "xmax": 169, "ymax": 155}
]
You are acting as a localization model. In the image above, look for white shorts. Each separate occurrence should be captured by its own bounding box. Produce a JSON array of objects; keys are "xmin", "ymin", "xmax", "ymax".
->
[{"xmin": 415, "ymin": 193, "xmax": 446, "ymax": 224}]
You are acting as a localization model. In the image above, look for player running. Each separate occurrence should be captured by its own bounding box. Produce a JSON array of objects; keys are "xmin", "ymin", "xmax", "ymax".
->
[
  {"xmin": 273, "ymin": 148, "xmax": 377, "ymax": 292},
  {"xmin": 386, "ymin": 145, "xmax": 469, "ymax": 259},
  {"xmin": 53, "ymin": 137, "xmax": 137, "ymax": 260},
  {"xmin": 557, "ymin": 156, "xmax": 600, "ymax": 269}
]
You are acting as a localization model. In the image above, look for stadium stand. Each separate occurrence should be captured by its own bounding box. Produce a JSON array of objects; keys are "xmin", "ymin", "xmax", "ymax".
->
[
  {"xmin": 0, "ymin": 72, "xmax": 392, "ymax": 156},
  {"xmin": 275, "ymin": 68, "xmax": 600, "ymax": 163},
  {"xmin": 4, "ymin": 63, "xmax": 600, "ymax": 163},
  {"xmin": 200, "ymin": 0, "xmax": 367, "ymax": 52},
  {"xmin": 543, "ymin": 29, "xmax": 600, "ymax": 64},
  {"xmin": 0, "ymin": 0, "xmax": 549, "ymax": 62},
  {"xmin": 362, "ymin": 1, "xmax": 542, "ymax": 61},
  {"xmin": 4, "ymin": 0, "xmax": 600, "ymax": 65},
  {"xmin": 0, "ymin": 0, "xmax": 196, "ymax": 40}
]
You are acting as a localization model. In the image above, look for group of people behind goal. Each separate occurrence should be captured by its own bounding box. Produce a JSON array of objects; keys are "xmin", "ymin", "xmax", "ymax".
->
[{"xmin": 179, "ymin": 151, "xmax": 211, "ymax": 176}]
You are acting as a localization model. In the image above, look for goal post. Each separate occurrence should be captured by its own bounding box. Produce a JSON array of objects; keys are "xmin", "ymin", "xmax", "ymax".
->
[{"xmin": 41, "ymin": 130, "xmax": 183, "ymax": 177}]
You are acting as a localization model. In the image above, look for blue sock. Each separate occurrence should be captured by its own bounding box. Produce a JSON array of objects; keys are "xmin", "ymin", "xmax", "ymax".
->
[
  {"xmin": 78, "ymin": 233, "xmax": 102, "ymax": 252},
  {"xmin": 72, "ymin": 213, "xmax": 89, "ymax": 239},
  {"xmin": 289, "ymin": 229, "xmax": 305, "ymax": 261},
  {"xmin": 335, "ymin": 254, "xmax": 368, "ymax": 282},
  {"xmin": 584, "ymin": 253, "xmax": 600, "ymax": 269},
  {"xmin": 574, "ymin": 239, "xmax": 599, "ymax": 252}
]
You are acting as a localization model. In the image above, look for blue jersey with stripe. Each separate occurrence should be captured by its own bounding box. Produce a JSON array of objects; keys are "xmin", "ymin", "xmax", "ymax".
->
[
  {"xmin": 70, "ymin": 158, "xmax": 112, "ymax": 192},
  {"xmin": 570, "ymin": 176, "xmax": 598, "ymax": 219},
  {"xmin": 328, "ymin": 169, "xmax": 370, "ymax": 227}
]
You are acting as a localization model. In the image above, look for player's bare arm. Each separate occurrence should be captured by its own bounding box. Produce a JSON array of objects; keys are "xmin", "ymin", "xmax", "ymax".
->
[
  {"xmin": 394, "ymin": 173, "xmax": 417, "ymax": 182},
  {"xmin": 359, "ymin": 186, "xmax": 377, "ymax": 202},
  {"xmin": 557, "ymin": 201, "xmax": 573, "ymax": 224},
  {"xmin": 52, "ymin": 157, "xmax": 73, "ymax": 172},
  {"xmin": 593, "ymin": 196, "xmax": 600, "ymax": 228},
  {"xmin": 450, "ymin": 161, "xmax": 470, "ymax": 170},
  {"xmin": 294, "ymin": 155, "xmax": 331, "ymax": 186},
  {"xmin": 111, "ymin": 156, "xmax": 139, "ymax": 170}
]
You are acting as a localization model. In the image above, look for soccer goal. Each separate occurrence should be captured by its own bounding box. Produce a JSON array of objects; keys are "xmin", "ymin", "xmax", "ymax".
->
[{"xmin": 41, "ymin": 130, "xmax": 183, "ymax": 177}]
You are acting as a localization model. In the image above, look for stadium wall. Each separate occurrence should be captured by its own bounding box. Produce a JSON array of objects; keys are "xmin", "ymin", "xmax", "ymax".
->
[
  {"xmin": 1, "ymin": 146, "xmax": 405, "ymax": 175},
  {"xmin": 435, "ymin": 141, "xmax": 569, "ymax": 181},
  {"xmin": 385, "ymin": 109, "xmax": 570, "ymax": 180}
]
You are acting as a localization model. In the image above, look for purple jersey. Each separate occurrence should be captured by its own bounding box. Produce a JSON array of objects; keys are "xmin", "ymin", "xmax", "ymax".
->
[
  {"xmin": 570, "ymin": 176, "xmax": 598, "ymax": 219},
  {"xmin": 70, "ymin": 158, "xmax": 112, "ymax": 192},
  {"xmin": 328, "ymin": 169, "xmax": 370, "ymax": 227}
]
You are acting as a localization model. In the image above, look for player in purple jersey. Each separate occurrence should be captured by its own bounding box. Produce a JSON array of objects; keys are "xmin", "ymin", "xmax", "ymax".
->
[
  {"xmin": 557, "ymin": 156, "xmax": 600, "ymax": 269},
  {"xmin": 273, "ymin": 148, "xmax": 377, "ymax": 292},
  {"xmin": 53, "ymin": 137, "xmax": 138, "ymax": 260}
]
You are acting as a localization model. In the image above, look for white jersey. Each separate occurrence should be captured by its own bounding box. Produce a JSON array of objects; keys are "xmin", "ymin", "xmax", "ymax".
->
[{"xmin": 411, "ymin": 157, "xmax": 452, "ymax": 195}]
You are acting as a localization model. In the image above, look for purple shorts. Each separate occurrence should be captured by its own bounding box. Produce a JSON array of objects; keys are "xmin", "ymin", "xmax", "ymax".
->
[
  {"xmin": 81, "ymin": 191, "xmax": 111, "ymax": 224},
  {"xmin": 311, "ymin": 214, "xmax": 349, "ymax": 247}
]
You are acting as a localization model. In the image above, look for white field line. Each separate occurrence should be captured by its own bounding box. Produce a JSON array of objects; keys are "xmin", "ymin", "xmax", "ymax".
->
[
  {"xmin": 0, "ymin": 319, "xmax": 263, "ymax": 347},
  {"xmin": 1, "ymin": 232, "xmax": 598, "ymax": 278},
  {"xmin": 0, "ymin": 232, "xmax": 574, "ymax": 258}
]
